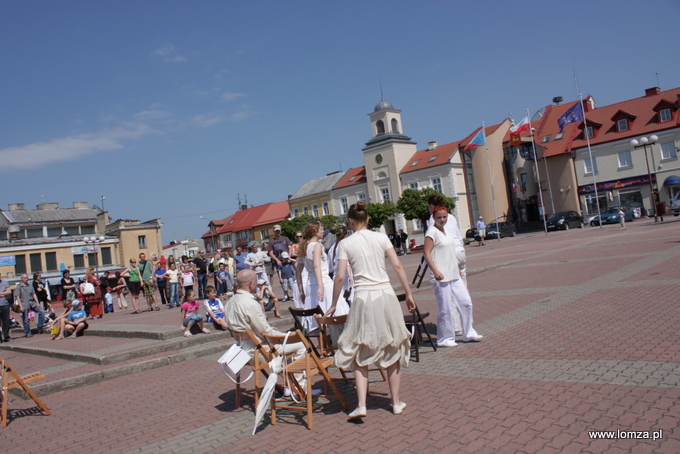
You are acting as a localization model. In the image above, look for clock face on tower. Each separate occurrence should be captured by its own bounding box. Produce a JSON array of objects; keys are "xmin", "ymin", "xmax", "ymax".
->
[{"xmin": 375, "ymin": 153, "xmax": 383, "ymax": 164}]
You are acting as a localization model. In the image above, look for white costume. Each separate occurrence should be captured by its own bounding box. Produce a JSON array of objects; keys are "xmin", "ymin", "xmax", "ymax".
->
[
  {"xmin": 303, "ymin": 241, "xmax": 349, "ymax": 320},
  {"xmin": 334, "ymin": 230, "xmax": 410, "ymax": 370},
  {"xmin": 425, "ymin": 226, "xmax": 481, "ymax": 344},
  {"xmin": 328, "ymin": 241, "xmax": 354, "ymax": 309}
]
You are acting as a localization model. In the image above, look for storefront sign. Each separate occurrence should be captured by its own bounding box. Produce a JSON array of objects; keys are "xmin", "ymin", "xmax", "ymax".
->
[
  {"xmin": 0, "ymin": 255, "xmax": 16, "ymax": 266},
  {"xmin": 578, "ymin": 174, "xmax": 656, "ymax": 195},
  {"xmin": 71, "ymin": 246, "xmax": 98, "ymax": 254}
]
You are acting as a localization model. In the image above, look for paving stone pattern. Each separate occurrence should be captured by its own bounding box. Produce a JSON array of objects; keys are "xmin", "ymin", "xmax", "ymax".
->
[{"xmin": 1, "ymin": 218, "xmax": 679, "ymax": 453}]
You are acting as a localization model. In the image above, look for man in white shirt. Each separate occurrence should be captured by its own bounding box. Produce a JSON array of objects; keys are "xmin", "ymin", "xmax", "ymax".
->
[
  {"xmin": 244, "ymin": 241, "xmax": 271, "ymax": 288},
  {"xmin": 476, "ymin": 217, "xmax": 486, "ymax": 246}
]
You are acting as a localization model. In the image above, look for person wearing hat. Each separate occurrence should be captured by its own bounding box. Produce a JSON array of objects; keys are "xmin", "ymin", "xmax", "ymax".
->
[
  {"xmin": 63, "ymin": 299, "xmax": 89, "ymax": 338},
  {"xmin": 268, "ymin": 224, "xmax": 292, "ymax": 291},
  {"xmin": 278, "ymin": 251, "xmax": 296, "ymax": 302},
  {"xmin": 476, "ymin": 216, "xmax": 486, "ymax": 246}
]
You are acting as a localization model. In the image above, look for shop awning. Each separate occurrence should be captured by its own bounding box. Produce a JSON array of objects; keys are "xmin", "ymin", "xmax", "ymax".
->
[{"xmin": 663, "ymin": 175, "xmax": 680, "ymax": 186}]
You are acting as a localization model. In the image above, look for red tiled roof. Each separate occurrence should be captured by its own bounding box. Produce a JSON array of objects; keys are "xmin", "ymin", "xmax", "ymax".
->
[
  {"xmin": 459, "ymin": 120, "xmax": 506, "ymax": 150},
  {"xmin": 538, "ymin": 86, "xmax": 680, "ymax": 157},
  {"xmin": 334, "ymin": 167, "xmax": 367, "ymax": 189},
  {"xmin": 400, "ymin": 141, "xmax": 462, "ymax": 173},
  {"xmin": 215, "ymin": 202, "xmax": 289, "ymax": 235}
]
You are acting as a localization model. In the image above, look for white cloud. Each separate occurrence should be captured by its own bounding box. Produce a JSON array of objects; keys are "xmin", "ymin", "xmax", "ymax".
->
[
  {"xmin": 133, "ymin": 109, "xmax": 172, "ymax": 121},
  {"xmin": 220, "ymin": 91, "xmax": 245, "ymax": 102},
  {"xmin": 152, "ymin": 44, "xmax": 186, "ymax": 62},
  {"xmin": 0, "ymin": 124, "xmax": 155, "ymax": 171},
  {"xmin": 191, "ymin": 112, "xmax": 227, "ymax": 128}
]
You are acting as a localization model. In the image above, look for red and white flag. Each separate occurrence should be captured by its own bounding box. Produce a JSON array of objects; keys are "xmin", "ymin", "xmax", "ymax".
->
[{"xmin": 510, "ymin": 116, "xmax": 530, "ymax": 147}]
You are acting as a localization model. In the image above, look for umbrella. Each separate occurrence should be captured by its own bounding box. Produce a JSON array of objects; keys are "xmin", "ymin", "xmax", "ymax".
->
[{"xmin": 252, "ymin": 332, "xmax": 291, "ymax": 435}]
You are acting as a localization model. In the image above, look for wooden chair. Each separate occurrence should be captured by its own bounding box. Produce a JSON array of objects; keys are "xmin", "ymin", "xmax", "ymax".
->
[
  {"xmin": 228, "ymin": 328, "xmax": 274, "ymax": 409},
  {"xmin": 1, "ymin": 357, "xmax": 51, "ymax": 428},
  {"xmin": 288, "ymin": 307, "xmax": 324, "ymax": 357},
  {"xmin": 396, "ymin": 294, "xmax": 437, "ymax": 362},
  {"xmin": 313, "ymin": 314, "xmax": 387, "ymax": 383},
  {"xmin": 261, "ymin": 329, "xmax": 348, "ymax": 430}
]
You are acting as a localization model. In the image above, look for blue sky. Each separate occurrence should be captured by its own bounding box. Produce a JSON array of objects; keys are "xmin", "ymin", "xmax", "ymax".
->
[{"xmin": 2, "ymin": 0, "xmax": 679, "ymax": 243}]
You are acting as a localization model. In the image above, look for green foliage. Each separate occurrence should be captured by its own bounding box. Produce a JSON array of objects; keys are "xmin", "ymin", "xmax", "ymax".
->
[
  {"xmin": 365, "ymin": 202, "xmax": 398, "ymax": 230},
  {"xmin": 280, "ymin": 214, "xmax": 344, "ymax": 241},
  {"xmin": 396, "ymin": 188, "xmax": 454, "ymax": 225}
]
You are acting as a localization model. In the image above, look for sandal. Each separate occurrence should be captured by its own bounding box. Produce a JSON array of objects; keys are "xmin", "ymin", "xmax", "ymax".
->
[
  {"xmin": 132, "ymin": 310, "xmax": 140, "ymax": 314},
  {"xmin": 202, "ymin": 328, "xmax": 211, "ymax": 334},
  {"xmin": 184, "ymin": 331, "xmax": 193, "ymax": 337}
]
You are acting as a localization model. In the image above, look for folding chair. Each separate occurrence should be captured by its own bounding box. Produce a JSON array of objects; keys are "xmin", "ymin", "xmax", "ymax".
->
[
  {"xmin": 228, "ymin": 328, "xmax": 274, "ymax": 409},
  {"xmin": 261, "ymin": 329, "xmax": 348, "ymax": 430},
  {"xmin": 1, "ymin": 357, "xmax": 51, "ymax": 428},
  {"xmin": 396, "ymin": 294, "xmax": 437, "ymax": 361},
  {"xmin": 288, "ymin": 306, "xmax": 323, "ymax": 357},
  {"xmin": 313, "ymin": 314, "xmax": 387, "ymax": 383}
]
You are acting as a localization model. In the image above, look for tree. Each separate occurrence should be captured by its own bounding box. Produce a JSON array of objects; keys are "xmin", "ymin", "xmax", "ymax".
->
[
  {"xmin": 396, "ymin": 188, "xmax": 455, "ymax": 226},
  {"xmin": 280, "ymin": 215, "xmax": 315, "ymax": 241},
  {"xmin": 365, "ymin": 201, "xmax": 398, "ymax": 230}
]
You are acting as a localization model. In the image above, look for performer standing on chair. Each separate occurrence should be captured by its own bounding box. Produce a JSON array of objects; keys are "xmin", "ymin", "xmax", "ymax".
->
[
  {"xmin": 423, "ymin": 205, "xmax": 483, "ymax": 346},
  {"xmin": 327, "ymin": 201, "xmax": 416, "ymax": 420}
]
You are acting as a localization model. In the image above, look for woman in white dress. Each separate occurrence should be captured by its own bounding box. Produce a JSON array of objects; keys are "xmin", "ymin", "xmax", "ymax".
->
[
  {"xmin": 296, "ymin": 222, "xmax": 349, "ymax": 330},
  {"xmin": 423, "ymin": 205, "xmax": 482, "ymax": 347},
  {"xmin": 327, "ymin": 202, "xmax": 416, "ymax": 420}
]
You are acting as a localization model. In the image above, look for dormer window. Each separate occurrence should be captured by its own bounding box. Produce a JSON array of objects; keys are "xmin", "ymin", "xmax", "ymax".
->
[
  {"xmin": 585, "ymin": 126, "xmax": 594, "ymax": 139},
  {"xmin": 617, "ymin": 119, "xmax": 629, "ymax": 132},
  {"xmin": 348, "ymin": 175, "xmax": 356, "ymax": 182},
  {"xmin": 554, "ymin": 131, "xmax": 564, "ymax": 140},
  {"xmin": 660, "ymin": 108, "xmax": 671, "ymax": 122}
]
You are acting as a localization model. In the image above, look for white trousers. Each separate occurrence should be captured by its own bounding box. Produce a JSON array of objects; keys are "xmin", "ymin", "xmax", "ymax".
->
[{"xmin": 432, "ymin": 278, "xmax": 479, "ymax": 343}]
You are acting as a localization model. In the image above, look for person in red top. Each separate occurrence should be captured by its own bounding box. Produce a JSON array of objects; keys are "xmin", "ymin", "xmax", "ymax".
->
[{"xmin": 82, "ymin": 267, "xmax": 103, "ymax": 319}]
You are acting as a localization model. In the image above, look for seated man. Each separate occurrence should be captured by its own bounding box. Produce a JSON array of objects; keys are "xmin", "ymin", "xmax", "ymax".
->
[
  {"xmin": 225, "ymin": 269, "xmax": 312, "ymax": 393},
  {"xmin": 63, "ymin": 300, "xmax": 88, "ymax": 338}
]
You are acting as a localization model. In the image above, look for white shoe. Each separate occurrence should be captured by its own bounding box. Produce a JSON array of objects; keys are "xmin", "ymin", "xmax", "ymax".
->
[
  {"xmin": 348, "ymin": 406, "xmax": 366, "ymax": 419},
  {"xmin": 392, "ymin": 402, "xmax": 406, "ymax": 415},
  {"xmin": 462, "ymin": 334, "xmax": 483, "ymax": 342},
  {"xmin": 437, "ymin": 339, "xmax": 458, "ymax": 348}
]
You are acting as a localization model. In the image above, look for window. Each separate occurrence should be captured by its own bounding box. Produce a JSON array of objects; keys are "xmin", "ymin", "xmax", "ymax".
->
[
  {"xmin": 26, "ymin": 228, "xmax": 43, "ymax": 239},
  {"xmin": 431, "ymin": 177, "xmax": 442, "ymax": 193},
  {"xmin": 409, "ymin": 181, "xmax": 419, "ymax": 190},
  {"xmin": 293, "ymin": 208, "xmax": 299, "ymax": 218},
  {"xmin": 660, "ymin": 108, "xmax": 671, "ymax": 122},
  {"xmin": 585, "ymin": 126, "xmax": 594, "ymax": 139},
  {"xmin": 618, "ymin": 150, "xmax": 633, "ymax": 168},
  {"xmin": 87, "ymin": 253, "xmax": 97, "ymax": 267},
  {"xmin": 584, "ymin": 157, "xmax": 598, "ymax": 174},
  {"xmin": 14, "ymin": 254, "xmax": 26, "ymax": 275},
  {"xmin": 413, "ymin": 219, "xmax": 424, "ymax": 230},
  {"xmin": 340, "ymin": 198, "xmax": 348, "ymax": 214},
  {"xmin": 73, "ymin": 254, "xmax": 85, "ymax": 268},
  {"xmin": 101, "ymin": 247, "xmax": 112, "ymax": 265},
  {"xmin": 357, "ymin": 192, "xmax": 366, "ymax": 202},
  {"xmin": 138, "ymin": 235, "xmax": 147, "ymax": 249},
  {"xmin": 542, "ymin": 134, "xmax": 552, "ymax": 143},
  {"xmin": 376, "ymin": 171, "xmax": 387, "ymax": 180},
  {"xmin": 322, "ymin": 202, "xmax": 329, "ymax": 216},
  {"xmin": 380, "ymin": 187, "xmax": 391, "ymax": 202},
  {"xmin": 391, "ymin": 118, "xmax": 399, "ymax": 133},
  {"xmin": 302, "ymin": 206, "xmax": 309, "ymax": 216},
  {"xmin": 617, "ymin": 119, "xmax": 628, "ymax": 132},
  {"xmin": 554, "ymin": 131, "xmax": 564, "ymax": 140},
  {"xmin": 47, "ymin": 227, "xmax": 62, "ymax": 237},
  {"xmin": 261, "ymin": 229, "xmax": 270, "ymax": 240},
  {"xmin": 0, "ymin": 230, "xmax": 6, "ymax": 240},
  {"xmin": 348, "ymin": 176, "xmax": 356, "ymax": 182},
  {"xmin": 64, "ymin": 226, "xmax": 79, "ymax": 235},
  {"xmin": 376, "ymin": 120, "xmax": 385, "ymax": 135},
  {"xmin": 428, "ymin": 155, "xmax": 438, "ymax": 163},
  {"xmin": 81, "ymin": 225, "xmax": 95, "ymax": 234},
  {"xmin": 661, "ymin": 141, "xmax": 677, "ymax": 160},
  {"xmin": 312, "ymin": 204, "xmax": 319, "ymax": 217},
  {"xmin": 45, "ymin": 252, "xmax": 57, "ymax": 271},
  {"xmin": 520, "ymin": 173, "xmax": 528, "ymax": 192},
  {"xmin": 29, "ymin": 253, "xmax": 42, "ymax": 272},
  {"xmin": 410, "ymin": 159, "xmax": 420, "ymax": 167}
]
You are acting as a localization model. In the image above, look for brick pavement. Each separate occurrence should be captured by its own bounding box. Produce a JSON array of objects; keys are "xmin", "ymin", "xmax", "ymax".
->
[{"xmin": 1, "ymin": 217, "xmax": 678, "ymax": 453}]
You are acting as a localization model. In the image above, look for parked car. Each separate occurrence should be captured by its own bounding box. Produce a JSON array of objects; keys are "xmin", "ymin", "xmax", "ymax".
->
[
  {"xmin": 485, "ymin": 221, "xmax": 517, "ymax": 239},
  {"xmin": 546, "ymin": 211, "xmax": 584, "ymax": 230},
  {"xmin": 465, "ymin": 228, "xmax": 481, "ymax": 245},
  {"xmin": 590, "ymin": 206, "xmax": 634, "ymax": 226},
  {"xmin": 671, "ymin": 192, "xmax": 680, "ymax": 216}
]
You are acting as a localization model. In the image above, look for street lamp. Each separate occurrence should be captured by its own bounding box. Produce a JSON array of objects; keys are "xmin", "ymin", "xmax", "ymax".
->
[
  {"xmin": 630, "ymin": 135, "xmax": 659, "ymax": 222},
  {"xmin": 83, "ymin": 235, "xmax": 106, "ymax": 273}
]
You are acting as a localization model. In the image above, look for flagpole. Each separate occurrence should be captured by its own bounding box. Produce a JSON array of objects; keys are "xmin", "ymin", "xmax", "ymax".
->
[
  {"xmin": 482, "ymin": 122, "xmax": 500, "ymax": 241},
  {"xmin": 527, "ymin": 111, "xmax": 548, "ymax": 235},
  {"xmin": 529, "ymin": 108, "xmax": 556, "ymax": 215},
  {"xmin": 579, "ymin": 95, "xmax": 603, "ymax": 228}
]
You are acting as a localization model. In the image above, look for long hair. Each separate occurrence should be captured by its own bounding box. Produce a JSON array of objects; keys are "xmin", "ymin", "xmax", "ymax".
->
[
  {"xmin": 332, "ymin": 226, "xmax": 348, "ymax": 258},
  {"xmin": 298, "ymin": 221, "xmax": 321, "ymax": 258}
]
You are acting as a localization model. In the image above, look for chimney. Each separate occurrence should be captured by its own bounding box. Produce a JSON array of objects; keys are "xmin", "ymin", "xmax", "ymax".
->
[
  {"xmin": 8, "ymin": 203, "xmax": 25, "ymax": 211},
  {"xmin": 73, "ymin": 202, "xmax": 89, "ymax": 209},
  {"xmin": 241, "ymin": 205, "xmax": 248, "ymax": 211},
  {"xmin": 428, "ymin": 141, "xmax": 437, "ymax": 151},
  {"xmin": 37, "ymin": 202, "xmax": 59, "ymax": 210},
  {"xmin": 645, "ymin": 87, "xmax": 660, "ymax": 97}
]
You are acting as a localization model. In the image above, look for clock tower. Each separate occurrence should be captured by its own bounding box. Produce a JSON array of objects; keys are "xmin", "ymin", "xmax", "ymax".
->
[{"xmin": 362, "ymin": 98, "xmax": 417, "ymax": 206}]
